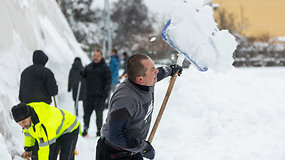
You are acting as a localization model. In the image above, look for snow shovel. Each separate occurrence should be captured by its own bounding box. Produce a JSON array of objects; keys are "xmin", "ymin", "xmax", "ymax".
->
[
  {"xmin": 74, "ymin": 81, "xmax": 82, "ymax": 117},
  {"xmin": 161, "ymin": 19, "xmax": 208, "ymax": 72},
  {"xmin": 148, "ymin": 18, "xmax": 209, "ymax": 143},
  {"xmin": 53, "ymin": 96, "xmax": 57, "ymax": 108},
  {"xmin": 148, "ymin": 70, "xmax": 179, "ymax": 143}
]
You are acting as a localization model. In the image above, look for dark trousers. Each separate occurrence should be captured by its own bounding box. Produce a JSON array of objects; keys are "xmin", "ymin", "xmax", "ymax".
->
[
  {"xmin": 49, "ymin": 127, "xmax": 79, "ymax": 160},
  {"xmin": 74, "ymin": 100, "xmax": 86, "ymax": 116},
  {"xmin": 84, "ymin": 95, "xmax": 105, "ymax": 132},
  {"xmin": 31, "ymin": 141, "xmax": 38, "ymax": 160},
  {"xmin": 96, "ymin": 137, "xmax": 143, "ymax": 160}
]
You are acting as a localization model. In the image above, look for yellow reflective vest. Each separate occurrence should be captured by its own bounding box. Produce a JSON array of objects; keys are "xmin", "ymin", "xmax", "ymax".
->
[{"xmin": 23, "ymin": 102, "xmax": 79, "ymax": 160}]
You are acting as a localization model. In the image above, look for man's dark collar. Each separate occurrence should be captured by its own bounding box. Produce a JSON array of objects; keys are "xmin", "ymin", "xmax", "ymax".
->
[
  {"xmin": 129, "ymin": 79, "xmax": 149, "ymax": 92},
  {"xmin": 92, "ymin": 59, "xmax": 104, "ymax": 66}
]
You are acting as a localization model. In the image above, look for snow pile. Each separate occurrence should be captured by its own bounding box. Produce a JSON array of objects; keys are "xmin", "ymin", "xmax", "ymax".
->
[
  {"xmin": 0, "ymin": 0, "xmax": 88, "ymax": 158},
  {"xmin": 166, "ymin": 0, "xmax": 237, "ymax": 72},
  {"xmin": 0, "ymin": 134, "xmax": 11, "ymax": 160},
  {"xmin": 152, "ymin": 67, "xmax": 285, "ymax": 160}
]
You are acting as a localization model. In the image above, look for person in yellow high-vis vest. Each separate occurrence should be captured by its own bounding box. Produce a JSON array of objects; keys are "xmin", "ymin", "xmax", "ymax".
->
[{"xmin": 11, "ymin": 102, "xmax": 79, "ymax": 160}]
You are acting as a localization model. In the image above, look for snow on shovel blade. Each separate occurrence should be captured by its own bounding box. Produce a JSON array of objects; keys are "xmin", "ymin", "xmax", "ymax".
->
[{"xmin": 162, "ymin": 19, "xmax": 208, "ymax": 72}]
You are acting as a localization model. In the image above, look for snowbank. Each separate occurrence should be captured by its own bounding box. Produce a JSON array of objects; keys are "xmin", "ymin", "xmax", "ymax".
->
[{"xmin": 0, "ymin": 0, "xmax": 88, "ymax": 158}]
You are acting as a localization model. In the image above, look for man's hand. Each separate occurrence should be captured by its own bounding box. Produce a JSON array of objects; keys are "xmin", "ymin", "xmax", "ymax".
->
[
  {"xmin": 141, "ymin": 141, "xmax": 155, "ymax": 159},
  {"xmin": 170, "ymin": 64, "xmax": 183, "ymax": 76},
  {"xmin": 21, "ymin": 151, "xmax": 32, "ymax": 160}
]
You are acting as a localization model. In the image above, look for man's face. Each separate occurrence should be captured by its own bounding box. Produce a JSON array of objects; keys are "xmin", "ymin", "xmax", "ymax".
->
[
  {"xmin": 110, "ymin": 50, "xmax": 115, "ymax": 56},
  {"xmin": 141, "ymin": 58, "xmax": 159, "ymax": 86},
  {"xmin": 17, "ymin": 116, "xmax": 32, "ymax": 129},
  {"xmin": 93, "ymin": 51, "xmax": 103, "ymax": 63}
]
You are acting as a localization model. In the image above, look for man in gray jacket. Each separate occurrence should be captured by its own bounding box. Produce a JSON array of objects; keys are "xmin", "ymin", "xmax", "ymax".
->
[{"xmin": 96, "ymin": 54, "xmax": 182, "ymax": 160}]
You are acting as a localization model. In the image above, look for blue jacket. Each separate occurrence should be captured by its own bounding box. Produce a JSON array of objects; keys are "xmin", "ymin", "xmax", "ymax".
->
[{"xmin": 109, "ymin": 55, "xmax": 121, "ymax": 84}]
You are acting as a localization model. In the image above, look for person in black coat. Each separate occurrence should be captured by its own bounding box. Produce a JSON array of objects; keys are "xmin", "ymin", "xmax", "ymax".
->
[
  {"xmin": 19, "ymin": 50, "xmax": 58, "ymax": 104},
  {"xmin": 68, "ymin": 57, "xmax": 86, "ymax": 116},
  {"xmin": 81, "ymin": 50, "xmax": 112, "ymax": 137}
]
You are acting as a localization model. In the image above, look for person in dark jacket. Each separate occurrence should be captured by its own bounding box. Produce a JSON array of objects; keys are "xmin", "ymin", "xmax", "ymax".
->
[
  {"xmin": 68, "ymin": 57, "xmax": 86, "ymax": 116},
  {"xmin": 81, "ymin": 50, "xmax": 112, "ymax": 137},
  {"xmin": 19, "ymin": 50, "xmax": 58, "ymax": 105}
]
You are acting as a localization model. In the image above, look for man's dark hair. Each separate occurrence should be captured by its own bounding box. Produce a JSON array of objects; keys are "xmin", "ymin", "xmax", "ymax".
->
[
  {"xmin": 95, "ymin": 49, "xmax": 102, "ymax": 55},
  {"xmin": 127, "ymin": 54, "xmax": 149, "ymax": 82},
  {"xmin": 111, "ymin": 48, "xmax": 118, "ymax": 54},
  {"xmin": 122, "ymin": 52, "xmax": 128, "ymax": 57}
]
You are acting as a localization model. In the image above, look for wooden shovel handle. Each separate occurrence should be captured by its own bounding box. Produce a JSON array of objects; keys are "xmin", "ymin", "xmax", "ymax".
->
[
  {"xmin": 53, "ymin": 96, "xmax": 57, "ymax": 108},
  {"xmin": 148, "ymin": 71, "xmax": 178, "ymax": 143}
]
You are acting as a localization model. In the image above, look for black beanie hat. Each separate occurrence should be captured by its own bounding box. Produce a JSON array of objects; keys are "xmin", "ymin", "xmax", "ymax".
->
[{"xmin": 11, "ymin": 103, "xmax": 31, "ymax": 122}]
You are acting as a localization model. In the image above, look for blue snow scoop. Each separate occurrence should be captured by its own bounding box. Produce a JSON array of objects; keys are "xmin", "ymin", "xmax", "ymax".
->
[
  {"xmin": 161, "ymin": 19, "xmax": 208, "ymax": 72},
  {"xmin": 148, "ymin": 20, "xmax": 208, "ymax": 143}
]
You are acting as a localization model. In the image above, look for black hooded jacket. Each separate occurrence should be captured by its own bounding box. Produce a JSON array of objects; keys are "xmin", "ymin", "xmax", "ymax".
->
[
  {"xmin": 82, "ymin": 59, "xmax": 112, "ymax": 98},
  {"xmin": 68, "ymin": 58, "xmax": 86, "ymax": 101},
  {"xmin": 18, "ymin": 50, "xmax": 58, "ymax": 104}
]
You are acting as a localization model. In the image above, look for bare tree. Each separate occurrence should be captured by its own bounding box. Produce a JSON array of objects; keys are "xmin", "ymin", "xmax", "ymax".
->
[
  {"xmin": 110, "ymin": 0, "xmax": 155, "ymax": 50},
  {"xmin": 214, "ymin": 6, "xmax": 249, "ymax": 35},
  {"xmin": 60, "ymin": 0, "xmax": 105, "ymax": 53}
]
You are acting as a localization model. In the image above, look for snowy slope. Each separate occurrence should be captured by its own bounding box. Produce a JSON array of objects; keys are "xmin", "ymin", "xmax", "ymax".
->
[{"xmin": 0, "ymin": 0, "xmax": 89, "ymax": 159}]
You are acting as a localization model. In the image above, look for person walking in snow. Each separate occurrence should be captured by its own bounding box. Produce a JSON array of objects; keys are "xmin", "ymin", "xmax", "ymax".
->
[
  {"xmin": 96, "ymin": 54, "xmax": 183, "ymax": 160},
  {"xmin": 11, "ymin": 102, "xmax": 79, "ymax": 160},
  {"xmin": 19, "ymin": 50, "xmax": 58, "ymax": 105},
  {"xmin": 81, "ymin": 50, "xmax": 112, "ymax": 137},
  {"xmin": 109, "ymin": 48, "xmax": 121, "ymax": 86},
  {"xmin": 68, "ymin": 57, "xmax": 86, "ymax": 116},
  {"xmin": 106, "ymin": 48, "xmax": 121, "ymax": 107}
]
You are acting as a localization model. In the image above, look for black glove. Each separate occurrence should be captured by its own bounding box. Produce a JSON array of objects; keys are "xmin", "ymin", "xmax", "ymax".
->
[
  {"xmin": 170, "ymin": 64, "xmax": 183, "ymax": 76},
  {"xmin": 141, "ymin": 141, "xmax": 155, "ymax": 159}
]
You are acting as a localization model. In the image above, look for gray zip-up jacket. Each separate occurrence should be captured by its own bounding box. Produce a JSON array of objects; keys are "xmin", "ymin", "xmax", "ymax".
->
[{"xmin": 101, "ymin": 66, "xmax": 172, "ymax": 153}]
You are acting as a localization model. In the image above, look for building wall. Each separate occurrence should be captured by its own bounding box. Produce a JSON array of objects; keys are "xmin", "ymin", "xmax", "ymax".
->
[{"xmin": 213, "ymin": 0, "xmax": 285, "ymax": 37}]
